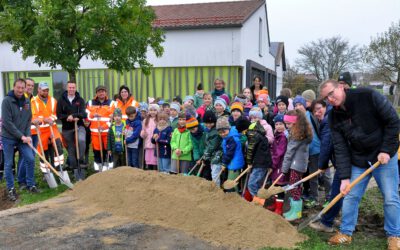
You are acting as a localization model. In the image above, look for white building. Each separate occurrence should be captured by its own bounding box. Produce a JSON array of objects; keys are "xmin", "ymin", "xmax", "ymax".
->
[{"xmin": 1, "ymin": 0, "xmax": 285, "ymax": 103}]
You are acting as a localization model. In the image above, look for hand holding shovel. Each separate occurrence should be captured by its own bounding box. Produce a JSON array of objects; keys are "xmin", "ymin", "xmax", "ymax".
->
[{"xmin": 223, "ymin": 165, "xmax": 252, "ymax": 190}]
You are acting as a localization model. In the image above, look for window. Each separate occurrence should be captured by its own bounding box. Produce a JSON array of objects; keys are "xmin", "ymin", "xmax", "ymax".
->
[{"xmin": 259, "ymin": 18, "xmax": 263, "ymax": 57}]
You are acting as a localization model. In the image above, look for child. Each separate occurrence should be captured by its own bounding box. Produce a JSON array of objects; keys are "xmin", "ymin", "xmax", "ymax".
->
[
  {"xmin": 151, "ymin": 112, "xmax": 172, "ymax": 173},
  {"xmin": 217, "ymin": 116, "xmax": 244, "ymax": 192},
  {"xmin": 249, "ymin": 107, "xmax": 274, "ymax": 144},
  {"xmin": 229, "ymin": 102, "xmax": 244, "ymax": 126},
  {"xmin": 184, "ymin": 95, "xmax": 195, "ymax": 107},
  {"xmin": 267, "ymin": 114, "xmax": 289, "ymax": 215},
  {"xmin": 187, "ymin": 115, "xmax": 206, "ymax": 176},
  {"xmin": 214, "ymin": 97, "xmax": 230, "ymax": 118},
  {"xmin": 170, "ymin": 102, "xmax": 180, "ymax": 129},
  {"xmin": 245, "ymin": 120, "xmax": 272, "ymax": 200},
  {"xmin": 196, "ymin": 93, "xmax": 214, "ymax": 120},
  {"xmin": 281, "ymin": 109, "xmax": 313, "ymax": 221},
  {"xmin": 125, "ymin": 106, "xmax": 142, "ymax": 168},
  {"xmin": 139, "ymin": 102, "xmax": 148, "ymax": 121},
  {"xmin": 202, "ymin": 111, "xmax": 223, "ymax": 185},
  {"xmin": 193, "ymin": 83, "xmax": 204, "ymax": 109},
  {"xmin": 140, "ymin": 104, "xmax": 159, "ymax": 170},
  {"xmin": 107, "ymin": 108, "xmax": 126, "ymax": 168},
  {"xmin": 275, "ymin": 95, "xmax": 289, "ymax": 115},
  {"xmin": 257, "ymin": 94, "xmax": 274, "ymax": 128},
  {"xmin": 170, "ymin": 112, "xmax": 193, "ymax": 174},
  {"xmin": 161, "ymin": 102, "xmax": 170, "ymax": 116}
]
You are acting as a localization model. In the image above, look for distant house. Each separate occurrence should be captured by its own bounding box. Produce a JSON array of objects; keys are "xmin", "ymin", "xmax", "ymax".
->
[{"xmin": 0, "ymin": 0, "xmax": 285, "ymax": 102}]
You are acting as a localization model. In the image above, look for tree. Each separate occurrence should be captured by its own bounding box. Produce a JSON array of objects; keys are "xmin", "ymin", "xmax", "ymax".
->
[
  {"xmin": 365, "ymin": 21, "xmax": 400, "ymax": 106},
  {"xmin": 0, "ymin": 0, "xmax": 164, "ymax": 81},
  {"xmin": 296, "ymin": 36, "xmax": 361, "ymax": 82}
]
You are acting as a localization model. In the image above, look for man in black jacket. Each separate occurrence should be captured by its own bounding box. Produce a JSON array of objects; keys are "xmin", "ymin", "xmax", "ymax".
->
[
  {"xmin": 319, "ymin": 79, "xmax": 400, "ymax": 248},
  {"xmin": 56, "ymin": 81, "xmax": 87, "ymax": 180},
  {"xmin": 1, "ymin": 79, "xmax": 36, "ymax": 201}
]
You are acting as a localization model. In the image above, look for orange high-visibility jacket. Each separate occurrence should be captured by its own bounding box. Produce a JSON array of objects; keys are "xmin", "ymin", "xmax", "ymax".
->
[
  {"xmin": 86, "ymin": 98, "xmax": 114, "ymax": 134},
  {"xmin": 112, "ymin": 96, "xmax": 139, "ymax": 120},
  {"xmin": 31, "ymin": 95, "xmax": 61, "ymax": 138}
]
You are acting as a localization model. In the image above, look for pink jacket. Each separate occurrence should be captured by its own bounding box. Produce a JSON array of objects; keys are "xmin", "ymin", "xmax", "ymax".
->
[
  {"xmin": 259, "ymin": 119, "xmax": 274, "ymax": 144},
  {"xmin": 140, "ymin": 117, "xmax": 157, "ymax": 149}
]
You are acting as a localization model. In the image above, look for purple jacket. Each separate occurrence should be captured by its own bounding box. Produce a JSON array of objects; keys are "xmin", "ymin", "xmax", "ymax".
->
[{"xmin": 270, "ymin": 131, "xmax": 289, "ymax": 185}]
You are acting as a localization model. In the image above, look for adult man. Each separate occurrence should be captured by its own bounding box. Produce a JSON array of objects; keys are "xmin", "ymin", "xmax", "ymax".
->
[
  {"xmin": 86, "ymin": 86, "xmax": 114, "ymax": 171},
  {"xmin": 1, "ymin": 79, "xmax": 36, "ymax": 201},
  {"xmin": 56, "ymin": 81, "xmax": 86, "ymax": 180},
  {"xmin": 319, "ymin": 79, "xmax": 400, "ymax": 249},
  {"xmin": 32, "ymin": 82, "xmax": 63, "ymax": 186}
]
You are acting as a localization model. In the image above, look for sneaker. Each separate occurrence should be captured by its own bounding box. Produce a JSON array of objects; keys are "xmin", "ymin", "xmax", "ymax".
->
[
  {"xmin": 28, "ymin": 186, "xmax": 41, "ymax": 194},
  {"xmin": 19, "ymin": 183, "xmax": 28, "ymax": 191},
  {"xmin": 309, "ymin": 221, "xmax": 334, "ymax": 233},
  {"xmin": 7, "ymin": 188, "xmax": 17, "ymax": 201},
  {"xmin": 305, "ymin": 198, "xmax": 319, "ymax": 209},
  {"xmin": 328, "ymin": 232, "xmax": 352, "ymax": 245},
  {"xmin": 387, "ymin": 236, "xmax": 400, "ymax": 250}
]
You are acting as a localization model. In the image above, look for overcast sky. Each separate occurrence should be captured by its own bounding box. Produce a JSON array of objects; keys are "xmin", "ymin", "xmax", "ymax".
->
[{"xmin": 147, "ymin": 0, "xmax": 400, "ymax": 64}]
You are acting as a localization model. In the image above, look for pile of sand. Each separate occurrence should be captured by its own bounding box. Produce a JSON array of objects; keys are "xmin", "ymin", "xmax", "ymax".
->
[{"xmin": 71, "ymin": 167, "xmax": 306, "ymax": 249}]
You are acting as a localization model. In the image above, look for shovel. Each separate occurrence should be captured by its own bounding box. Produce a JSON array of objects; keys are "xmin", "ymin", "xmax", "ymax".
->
[
  {"xmin": 256, "ymin": 168, "xmax": 273, "ymax": 197},
  {"xmin": 35, "ymin": 126, "xmax": 58, "ymax": 188},
  {"xmin": 185, "ymin": 160, "xmax": 201, "ymax": 176},
  {"xmin": 257, "ymin": 173, "xmax": 284, "ymax": 199},
  {"xmin": 74, "ymin": 120, "xmax": 84, "ymax": 180},
  {"xmin": 215, "ymin": 166, "xmax": 226, "ymax": 182},
  {"xmin": 29, "ymin": 143, "xmax": 74, "ymax": 189},
  {"xmin": 223, "ymin": 165, "xmax": 252, "ymax": 190},
  {"xmin": 196, "ymin": 161, "xmax": 206, "ymax": 177},
  {"xmin": 298, "ymin": 161, "xmax": 380, "ymax": 231},
  {"xmin": 102, "ymin": 152, "xmax": 113, "ymax": 172},
  {"xmin": 49, "ymin": 126, "xmax": 71, "ymax": 186}
]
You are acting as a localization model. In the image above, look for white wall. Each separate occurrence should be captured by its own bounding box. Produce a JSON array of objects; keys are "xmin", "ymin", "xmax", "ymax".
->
[{"xmin": 275, "ymin": 63, "xmax": 283, "ymax": 96}]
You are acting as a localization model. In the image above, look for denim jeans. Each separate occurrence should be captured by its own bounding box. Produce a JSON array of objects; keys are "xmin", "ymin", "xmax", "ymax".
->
[
  {"xmin": 211, "ymin": 164, "xmax": 222, "ymax": 186},
  {"xmin": 62, "ymin": 127, "xmax": 86, "ymax": 169},
  {"xmin": 17, "ymin": 135, "xmax": 38, "ymax": 185},
  {"xmin": 308, "ymin": 154, "xmax": 319, "ymax": 200},
  {"xmin": 248, "ymin": 167, "xmax": 267, "ymax": 196},
  {"xmin": 340, "ymin": 154, "xmax": 400, "ymax": 237},
  {"xmin": 158, "ymin": 157, "xmax": 171, "ymax": 173},
  {"xmin": 127, "ymin": 147, "xmax": 139, "ymax": 168},
  {"xmin": 2, "ymin": 136, "xmax": 35, "ymax": 189},
  {"xmin": 321, "ymin": 169, "xmax": 343, "ymax": 227}
]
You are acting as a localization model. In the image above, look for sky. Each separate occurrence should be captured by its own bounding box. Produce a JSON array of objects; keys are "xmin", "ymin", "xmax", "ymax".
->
[{"xmin": 147, "ymin": 0, "xmax": 400, "ymax": 64}]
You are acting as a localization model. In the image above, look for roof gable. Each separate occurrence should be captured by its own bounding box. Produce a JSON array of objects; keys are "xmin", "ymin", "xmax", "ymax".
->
[
  {"xmin": 270, "ymin": 42, "xmax": 286, "ymax": 71},
  {"xmin": 152, "ymin": 0, "xmax": 265, "ymax": 29}
]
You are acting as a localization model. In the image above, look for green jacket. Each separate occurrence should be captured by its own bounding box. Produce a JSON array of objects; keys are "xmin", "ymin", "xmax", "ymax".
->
[
  {"xmin": 193, "ymin": 92, "xmax": 204, "ymax": 109},
  {"xmin": 171, "ymin": 117, "xmax": 178, "ymax": 130},
  {"xmin": 107, "ymin": 121, "xmax": 126, "ymax": 152},
  {"xmin": 190, "ymin": 129, "xmax": 206, "ymax": 161},
  {"xmin": 203, "ymin": 127, "xmax": 223, "ymax": 165},
  {"xmin": 171, "ymin": 128, "xmax": 193, "ymax": 161}
]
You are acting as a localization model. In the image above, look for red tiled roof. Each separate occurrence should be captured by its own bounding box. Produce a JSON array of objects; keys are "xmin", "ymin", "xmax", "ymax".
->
[{"xmin": 152, "ymin": 0, "xmax": 265, "ymax": 29}]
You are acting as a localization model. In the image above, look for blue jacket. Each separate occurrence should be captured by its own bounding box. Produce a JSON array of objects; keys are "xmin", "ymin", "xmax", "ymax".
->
[
  {"xmin": 318, "ymin": 106, "xmax": 334, "ymax": 170},
  {"xmin": 151, "ymin": 126, "xmax": 173, "ymax": 159},
  {"xmin": 306, "ymin": 111, "xmax": 321, "ymax": 156},
  {"xmin": 222, "ymin": 127, "xmax": 244, "ymax": 170},
  {"xmin": 125, "ymin": 113, "xmax": 142, "ymax": 144}
]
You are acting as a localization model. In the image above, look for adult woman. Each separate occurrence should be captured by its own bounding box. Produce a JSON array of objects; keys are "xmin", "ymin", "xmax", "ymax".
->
[
  {"xmin": 113, "ymin": 85, "xmax": 140, "ymax": 120},
  {"xmin": 211, "ymin": 78, "xmax": 231, "ymax": 104},
  {"xmin": 250, "ymin": 76, "xmax": 264, "ymax": 104}
]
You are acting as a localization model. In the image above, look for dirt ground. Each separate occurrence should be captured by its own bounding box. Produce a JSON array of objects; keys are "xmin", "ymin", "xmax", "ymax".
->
[{"xmin": 0, "ymin": 188, "xmax": 14, "ymax": 210}]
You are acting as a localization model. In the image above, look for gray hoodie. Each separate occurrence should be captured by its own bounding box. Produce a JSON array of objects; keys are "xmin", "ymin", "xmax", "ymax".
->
[
  {"xmin": 282, "ymin": 137, "xmax": 311, "ymax": 174},
  {"xmin": 1, "ymin": 91, "xmax": 32, "ymax": 140}
]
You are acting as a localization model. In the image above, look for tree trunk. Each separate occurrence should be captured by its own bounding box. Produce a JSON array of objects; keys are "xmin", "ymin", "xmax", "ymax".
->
[
  {"xmin": 68, "ymin": 71, "xmax": 76, "ymax": 83},
  {"xmin": 393, "ymin": 84, "xmax": 400, "ymax": 108}
]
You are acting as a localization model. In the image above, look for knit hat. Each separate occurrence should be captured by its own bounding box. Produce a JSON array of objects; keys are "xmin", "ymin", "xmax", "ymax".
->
[
  {"xmin": 338, "ymin": 71, "xmax": 352, "ymax": 87},
  {"xmin": 139, "ymin": 102, "xmax": 148, "ymax": 112},
  {"xmin": 234, "ymin": 94, "xmax": 247, "ymax": 105},
  {"xmin": 230, "ymin": 102, "xmax": 243, "ymax": 113},
  {"xmin": 184, "ymin": 105, "xmax": 197, "ymax": 118},
  {"xmin": 273, "ymin": 114, "xmax": 284, "ymax": 124},
  {"xmin": 203, "ymin": 110, "xmax": 217, "ymax": 124},
  {"xmin": 258, "ymin": 88, "xmax": 269, "ymax": 95},
  {"xmin": 219, "ymin": 94, "xmax": 230, "ymax": 106},
  {"xmin": 244, "ymin": 101, "xmax": 253, "ymax": 109},
  {"xmin": 178, "ymin": 112, "xmax": 186, "ymax": 119},
  {"xmin": 113, "ymin": 108, "xmax": 122, "ymax": 117},
  {"xmin": 249, "ymin": 107, "xmax": 263, "ymax": 119},
  {"xmin": 186, "ymin": 116, "xmax": 199, "ymax": 129},
  {"xmin": 257, "ymin": 94, "xmax": 270, "ymax": 104},
  {"xmin": 214, "ymin": 97, "xmax": 227, "ymax": 110},
  {"xmin": 170, "ymin": 102, "xmax": 181, "ymax": 113},
  {"xmin": 216, "ymin": 117, "xmax": 231, "ymax": 131},
  {"xmin": 184, "ymin": 95, "xmax": 195, "ymax": 104},
  {"xmin": 148, "ymin": 103, "xmax": 160, "ymax": 112},
  {"xmin": 302, "ymin": 89, "xmax": 316, "ymax": 102},
  {"xmin": 275, "ymin": 95, "xmax": 289, "ymax": 107},
  {"xmin": 235, "ymin": 116, "xmax": 251, "ymax": 133},
  {"xmin": 293, "ymin": 95, "xmax": 306, "ymax": 109}
]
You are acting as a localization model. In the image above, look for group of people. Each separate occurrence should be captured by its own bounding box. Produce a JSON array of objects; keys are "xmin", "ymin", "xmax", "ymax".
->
[{"xmin": 1, "ymin": 73, "xmax": 399, "ymax": 249}]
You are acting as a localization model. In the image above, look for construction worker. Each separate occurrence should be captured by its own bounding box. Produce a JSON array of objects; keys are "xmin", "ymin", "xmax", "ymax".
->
[
  {"xmin": 31, "ymin": 82, "xmax": 63, "ymax": 187},
  {"xmin": 57, "ymin": 81, "xmax": 87, "ymax": 180},
  {"xmin": 86, "ymin": 85, "xmax": 114, "ymax": 171},
  {"xmin": 112, "ymin": 85, "xmax": 140, "ymax": 120}
]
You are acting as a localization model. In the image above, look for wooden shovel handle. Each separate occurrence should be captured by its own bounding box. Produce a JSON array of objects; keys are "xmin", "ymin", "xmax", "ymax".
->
[
  {"xmin": 74, "ymin": 120, "xmax": 80, "ymax": 160},
  {"xmin": 270, "ymin": 173, "xmax": 284, "ymax": 188},
  {"xmin": 233, "ymin": 166, "xmax": 252, "ymax": 182},
  {"xmin": 49, "ymin": 126, "xmax": 61, "ymax": 158},
  {"xmin": 262, "ymin": 168, "xmax": 273, "ymax": 188},
  {"xmin": 35, "ymin": 126, "xmax": 45, "ymax": 156},
  {"xmin": 29, "ymin": 143, "xmax": 61, "ymax": 179}
]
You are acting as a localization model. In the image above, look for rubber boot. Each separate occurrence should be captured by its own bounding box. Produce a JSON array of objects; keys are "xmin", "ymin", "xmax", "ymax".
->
[
  {"xmin": 265, "ymin": 195, "xmax": 277, "ymax": 211},
  {"xmin": 283, "ymin": 197, "xmax": 293, "ymax": 217},
  {"xmin": 284, "ymin": 198, "xmax": 303, "ymax": 221},
  {"xmin": 243, "ymin": 188, "xmax": 253, "ymax": 202},
  {"xmin": 274, "ymin": 199, "xmax": 284, "ymax": 215},
  {"xmin": 252, "ymin": 196, "xmax": 266, "ymax": 206}
]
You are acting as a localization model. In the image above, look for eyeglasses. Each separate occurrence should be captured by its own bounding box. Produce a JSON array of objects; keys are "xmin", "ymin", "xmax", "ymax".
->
[{"xmin": 323, "ymin": 87, "xmax": 337, "ymax": 102}]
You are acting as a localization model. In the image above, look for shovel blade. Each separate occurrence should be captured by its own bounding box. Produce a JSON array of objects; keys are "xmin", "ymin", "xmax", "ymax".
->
[
  {"xmin": 298, "ymin": 212, "xmax": 322, "ymax": 231},
  {"xmin": 59, "ymin": 170, "xmax": 72, "ymax": 185},
  {"xmin": 44, "ymin": 172, "xmax": 58, "ymax": 189},
  {"xmin": 223, "ymin": 180, "xmax": 238, "ymax": 190}
]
